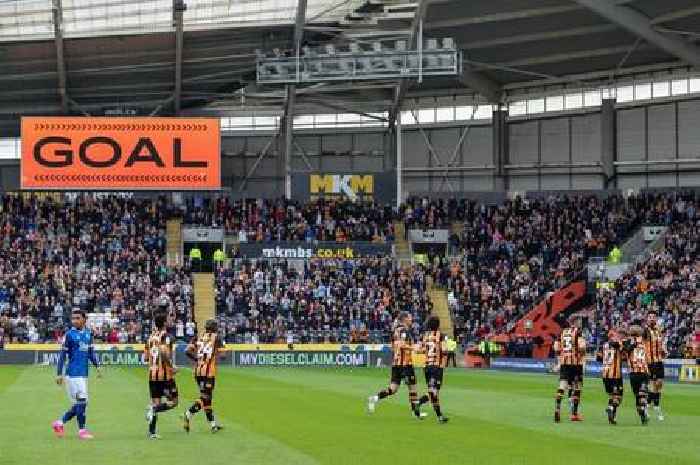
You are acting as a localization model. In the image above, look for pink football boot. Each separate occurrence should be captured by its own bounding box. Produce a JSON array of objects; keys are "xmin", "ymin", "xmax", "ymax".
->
[{"xmin": 52, "ymin": 421, "xmax": 65, "ymax": 438}]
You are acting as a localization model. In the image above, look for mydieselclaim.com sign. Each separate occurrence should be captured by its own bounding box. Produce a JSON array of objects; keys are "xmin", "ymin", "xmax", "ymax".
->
[{"xmin": 234, "ymin": 351, "xmax": 368, "ymax": 367}]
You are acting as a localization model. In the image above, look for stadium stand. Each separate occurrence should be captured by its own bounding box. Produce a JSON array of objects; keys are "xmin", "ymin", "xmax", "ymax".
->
[
  {"xmin": 181, "ymin": 197, "xmax": 395, "ymax": 242},
  {"xmin": 447, "ymin": 193, "xmax": 698, "ymax": 349},
  {"xmin": 214, "ymin": 258, "xmax": 432, "ymax": 344},
  {"xmin": 0, "ymin": 194, "xmax": 194, "ymax": 343},
  {"xmin": 593, "ymin": 216, "xmax": 698, "ymax": 358}
]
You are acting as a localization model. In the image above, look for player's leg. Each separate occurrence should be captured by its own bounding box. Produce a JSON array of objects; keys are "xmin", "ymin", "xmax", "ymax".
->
[
  {"xmin": 418, "ymin": 368, "xmax": 431, "ymax": 407},
  {"xmin": 53, "ymin": 376, "xmax": 78, "ymax": 437},
  {"xmin": 201, "ymin": 379, "xmax": 221, "ymax": 432},
  {"xmin": 428, "ymin": 369, "xmax": 448, "ymax": 423},
  {"xmin": 61, "ymin": 377, "xmax": 93, "ymax": 439},
  {"xmin": 407, "ymin": 382, "xmax": 425, "ymax": 419},
  {"xmin": 650, "ymin": 365, "xmax": 664, "ymax": 420},
  {"xmin": 368, "ymin": 368, "xmax": 401, "ymax": 412},
  {"xmin": 570, "ymin": 375, "xmax": 583, "ymax": 421},
  {"xmin": 154, "ymin": 380, "xmax": 179, "ymax": 413},
  {"xmin": 147, "ymin": 381, "xmax": 164, "ymax": 438},
  {"xmin": 554, "ymin": 366, "xmax": 569, "ymax": 423},
  {"xmin": 631, "ymin": 374, "xmax": 649, "ymax": 425},
  {"xmin": 603, "ymin": 379, "xmax": 615, "ymax": 424},
  {"xmin": 654, "ymin": 377, "xmax": 664, "ymax": 420},
  {"xmin": 149, "ymin": 397, "xmax": 162, "ymax": 438},
  {"xmin": 612, "ymin": 381, "xmax": 623, "ymax": 422},
  {"xmin": 184, "ymin": 377, "xmax": 203, "ymax": 432},
  {"xmin": 406, "ymin": 367, "xmax": 425, "ymax": 419}
]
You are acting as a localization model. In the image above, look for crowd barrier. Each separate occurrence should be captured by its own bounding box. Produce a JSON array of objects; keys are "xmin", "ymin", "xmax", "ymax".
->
[{"xmin": 489, "ymin": 357, "xmax": 700, "ymax": 383}]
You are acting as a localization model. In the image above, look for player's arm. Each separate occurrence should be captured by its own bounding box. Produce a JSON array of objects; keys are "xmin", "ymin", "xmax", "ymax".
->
[
  {"xmin": 413, "ymin": 337, "xmax": 426, "ymax": 353},
  {"xmin": 143, "ymin": 343, "xmax": 151, "ymax": 363},
  {"xmin": 622, "ymin": 337, "xmax": 635, "ymax": 353},
  {"xmin": 216, "ymin": 336, "xmax": 227, "ymax": 360},
  {"xmin": 55, "ymin": 336, "xmax": 69, "ymax": 385},
  {"xmin": 159, "ymin": 343, "xmax": 174, "ymax": 368},
  {"xmin": 553, "ymin": 340, "xmax": 561, "ymax": 354},
  {"xmin": 577, "ymin": 338, "xmax": 587, "ymax": 355},
  {"xmin": 88, "ymin": 337, "xmax": 102, "ymax": 377},
  {"xmin": 165, "ymin": 338, "xmax": 178, "ymax": 372},
  {"xmin": 185, "ymin": 338, "xmax": 197, "ymax": 362}
]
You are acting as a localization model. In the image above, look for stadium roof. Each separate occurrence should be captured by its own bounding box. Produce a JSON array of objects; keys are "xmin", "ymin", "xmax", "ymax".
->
[{"xmin": 1, "ymin": 0, "xmax": 699, "ymax": 134}]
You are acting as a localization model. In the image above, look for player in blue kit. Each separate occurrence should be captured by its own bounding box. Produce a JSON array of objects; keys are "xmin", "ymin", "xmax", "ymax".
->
[{"xmin": 52, "ymin": 309, "xmax": 102, "ymax": 440}]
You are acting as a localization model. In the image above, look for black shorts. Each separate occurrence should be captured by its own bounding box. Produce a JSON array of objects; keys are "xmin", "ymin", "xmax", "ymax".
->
[
  {"xmin": 196, "ymin": 376, "xmax": 216, "ymax": 398},
  {"xmin": 629, "ymin": 373, "xmax": 649, "ymax": 396},
  {"xmin": 424, "ymin": 366, "xmax": 444, "ymax": 390},
  {"xmin": 559, "ymin": 364, "xmax": 584, "ymax": 384},
  {"xmin": 603, "ymin": 378, "xmax": 623, "ymax": 396},
  {"xmin": 648, "ymin": 362, "xmax": 665, "ymax": 380},
  {"xmin": 149, "ymin": 379, "xmax": 178, "ymax": 400},
  {"xmin": 391, "ymin": 366, "xmax": 417, "ymax": 385}
]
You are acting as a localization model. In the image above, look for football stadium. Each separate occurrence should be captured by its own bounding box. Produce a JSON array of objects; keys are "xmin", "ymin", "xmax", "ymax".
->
[{"xmin": 0, "ymin": 0, "xmax": 699, "ymax": 464}]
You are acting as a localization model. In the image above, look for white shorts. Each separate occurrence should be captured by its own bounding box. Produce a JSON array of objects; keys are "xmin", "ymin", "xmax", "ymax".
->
[{"xmin": 65, "ymin": 376, "xmax": 88, "ymax": 402}]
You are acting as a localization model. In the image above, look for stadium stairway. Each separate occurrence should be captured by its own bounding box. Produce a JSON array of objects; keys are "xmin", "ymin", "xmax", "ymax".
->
[
  {"xmin": 393, "ymin": 221, "xmax": 412, "ymax": 262},
  {"xmin": 193, "ymin": 273, "xmax": 216, "ymax": 331},
  {"xmin": 450, "ymin": 221, "xmax": 464, "ymax": 237},
  {"xmin": 428, "ymin": 287, "xmax": 453, "ymax": 337},
  {"xmin": 618, "ymin": 226, "xmax": 646, "ymax": 262},
  {"xmin": 166, "ymin": 218, "xmax": 183, "ymax": 267}
]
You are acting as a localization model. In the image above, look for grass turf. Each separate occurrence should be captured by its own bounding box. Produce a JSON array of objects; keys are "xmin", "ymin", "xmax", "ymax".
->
[{"xmin": 0, "ymin": 366, "xmax": 698, "ymax": 465}]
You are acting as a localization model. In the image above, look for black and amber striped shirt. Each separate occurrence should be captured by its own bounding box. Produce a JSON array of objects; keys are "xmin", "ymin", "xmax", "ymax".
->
[
  {"xmin": 191, "ymin": 332, "xmax": 224, "ymax": 378},
  {"xmin": 599, "ymin": 341, "xmax": 623, "ymax": 379},
  {"xmin": 422, "ymin": 330, "xmax": 447, "ymax": 368},
  {"xmin": 626, "ymin": 336, "xmax": 650, "ymax": 374},
  {"xmin": 644, "ymin": 327, "xmax": 665, "ymax": 363},
  {"xmin": 556, "ymin": 328, "xmax": 586, "ymax": 366},
  {"xmin": 392, "ymin": 326, "xmax": 414, "ymax": 367},
  {"xmin": 145, "ymin": 330, "xmax": 174, "ymax": 382}
]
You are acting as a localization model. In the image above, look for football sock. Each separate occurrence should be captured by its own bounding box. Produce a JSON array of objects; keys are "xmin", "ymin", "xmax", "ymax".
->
[
  {"xmin": 189, "ymin": 400, "xmax": 203, "ymax": 415},
  {"xmin": 154, "ymin": 403, "xmax": 174, "ymax": 413},
  {"xmin": 75, "ymin": 401, "xmax": 87, "ymax": 429},
  {"xmin": 429, "ymin": 392, "xmax": 442, "ymax": 417},
  {"xmin": 612, "ymin": 395, "xmax": 620, "ymax": 415},
  {"xmin": 409, "ymin": 391, "xmax": 421, "ymax": 414},
  {"xmin": 62, "ymin": 404, "xmax": 77, "ymax": 424},
  {"xmin": 572, "ymin": 390, "xmax": 581, "ymax": 415},
  {"xmin": 555, "ymin": 388, "xmax": 564, "ymax": 411},
  {"xmin": 650, "ymin": 392, "xmax": 660, "ymax": 407}
]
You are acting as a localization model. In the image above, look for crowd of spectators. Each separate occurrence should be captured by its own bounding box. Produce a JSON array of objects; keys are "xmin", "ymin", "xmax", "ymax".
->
[
  {"xmin": 2, "ymin": 190, "xmax": 697, "ymax": 358},
  {"xmin": 0, "ymin": 194, "xmax": 195, "ymax": 344},
  {"xmin": 592, "ymin": 216, "xmax": 698, "ymax": 357},
  {"xmin": 214, "ymin": 258, "xmax": 432, "ymax": 343},
  {"xmin": 182, "ymin": 197, "xmax": 395, "ymax": 243},
  {"xmin": 445, "ymin": 194, "xmax": 647, "ymax": 344}
]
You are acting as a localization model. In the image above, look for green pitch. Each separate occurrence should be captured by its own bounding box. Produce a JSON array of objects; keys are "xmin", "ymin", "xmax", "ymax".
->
[{"xmin": 0, "ymin": 366, "xmax": 698, "ymax": 465}]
